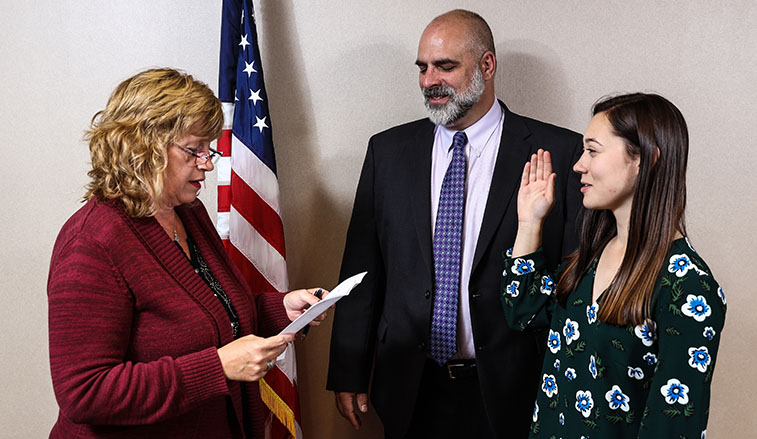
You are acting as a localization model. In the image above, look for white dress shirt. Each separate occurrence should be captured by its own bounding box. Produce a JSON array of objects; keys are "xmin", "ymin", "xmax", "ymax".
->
[{"xmin": 430, "ymin": 99, "xmax": 505, "ymax": 359}]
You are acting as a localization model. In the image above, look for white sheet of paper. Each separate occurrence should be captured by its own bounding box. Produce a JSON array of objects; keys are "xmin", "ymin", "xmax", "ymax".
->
[{"xmin": 278, "ymin": 271, "xmax": 367, "ymax": 335}]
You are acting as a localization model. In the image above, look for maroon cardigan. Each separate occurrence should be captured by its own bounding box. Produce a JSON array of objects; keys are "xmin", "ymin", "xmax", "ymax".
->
[{"xmin": 47, "ymin": 198, "xmax": 290, "ymax": 438}]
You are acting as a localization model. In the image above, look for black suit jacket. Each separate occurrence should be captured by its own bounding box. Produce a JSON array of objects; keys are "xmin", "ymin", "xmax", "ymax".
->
[{"xmin": 327, "ymin": 102, "xmax": 583, "ymax": 438}]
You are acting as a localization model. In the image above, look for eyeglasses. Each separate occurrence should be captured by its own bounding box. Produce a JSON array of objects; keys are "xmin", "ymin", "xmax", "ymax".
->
[{"xmin": 172, "ymin": 142, "xmax": 223, "ymax": 164}]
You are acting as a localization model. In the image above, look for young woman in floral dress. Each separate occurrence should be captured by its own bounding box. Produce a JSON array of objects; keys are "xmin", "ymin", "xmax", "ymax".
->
[{"xmin": 501, "ymin": 93, "xmax": 725, "ymax": 439}]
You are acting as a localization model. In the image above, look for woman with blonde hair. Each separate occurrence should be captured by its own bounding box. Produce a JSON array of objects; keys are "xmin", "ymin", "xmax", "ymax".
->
[
  {"xmin": 501, "ymin": 93, "xmax": 725, "ymax": 438},
  {"xmin": 47, "ymin": 68, "xmax": 327, "ymax": 438}
]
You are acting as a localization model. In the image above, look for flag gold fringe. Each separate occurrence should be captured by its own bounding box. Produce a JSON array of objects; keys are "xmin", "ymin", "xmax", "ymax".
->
[{"xmin": 259, "ymin": 377, "xmax": 297, "ymax": 438}]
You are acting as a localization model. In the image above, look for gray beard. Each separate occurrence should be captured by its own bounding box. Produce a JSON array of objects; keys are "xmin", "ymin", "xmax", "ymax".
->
[{"xmin": 423, "ymin": 67, "xmax": 485, "ymax": 127}]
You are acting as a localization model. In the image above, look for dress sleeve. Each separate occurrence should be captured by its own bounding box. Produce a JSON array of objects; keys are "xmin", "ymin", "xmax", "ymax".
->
[
  {"xmin": 47, "ymin": 234, "xmax": 229, "ymax": 426},
  {"xmin": 501, "ymin": 247, "xmax": 558, "ymax": 331},
  {"xmin": 637, "ymin": 252, "xmax": 727, "ymax": 438}
]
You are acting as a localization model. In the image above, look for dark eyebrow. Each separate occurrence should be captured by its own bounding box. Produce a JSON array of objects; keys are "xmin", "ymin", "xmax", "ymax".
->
[
  {"xmin": 583, "ymin": 137, "xmax": 604, "ymax": 147},
  {"xmin": 415, "ymin": 58, "xmax": 460, "ymax": 68}
]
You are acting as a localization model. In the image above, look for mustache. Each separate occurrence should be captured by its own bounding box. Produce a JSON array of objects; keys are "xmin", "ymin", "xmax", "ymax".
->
[{"xmin": 422, "ymin": 85, "xmax": 456, "ymax": 99}]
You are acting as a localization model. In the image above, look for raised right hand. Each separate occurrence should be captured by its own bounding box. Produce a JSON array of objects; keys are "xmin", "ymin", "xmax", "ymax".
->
[
  {"xmin": 217, "ymin": 333, "xmax": 295, "ymax": 382},
  {"xmin": 517, "ymin": 148, "xmax": 556, "ymax": 224},
  {"xmin": 334, "ymin": 391, "xmax": 369, "ymax": 430}
]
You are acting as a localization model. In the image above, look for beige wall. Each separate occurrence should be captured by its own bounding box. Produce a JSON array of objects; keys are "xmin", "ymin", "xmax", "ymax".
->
[{"xmin": 1, "ymin": 1, "xmax": 754, "ymax": 438}]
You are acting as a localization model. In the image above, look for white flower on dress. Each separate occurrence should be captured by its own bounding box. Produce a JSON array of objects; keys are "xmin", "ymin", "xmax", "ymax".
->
[
  {"xmin": 668, "ymin": 253, "xmax": 694, "ymax": 277},
  {"xmin": 533, "ymin": 401, "xmax": 539, "ymax": 422},
  {"xmin": 643, "ymin": 352, "xmax": 658, "ymax": 365},
  {"xmin": 627, "ymin": 366, "xmax": 644, "ymax": 380},
  {"xmin": 565, "ymin": 367, "xmax": 576, "ymax": 381},
  {"xmin": 701, "ymin": 429, "xmax": 706, "ymax": 439},
  {"xmin": 511, "ymin": 258, "xmax": 535, "ymax": 275},
  {"xmin": 718, "ymin": 287, "xmax": 726, "ymax": 305},
  {"xmin": 563, "ymin": 318, "xmax": 580, "ymax": 345},
  {"xmin": 634, "ymin": 321, "xmax": 657, "ymax": 346},
  {"xmin": 575, "ymin": 390, "xmax": 594, "ymax": 418},
  {"xmin": 660, "ymin": 378, "xmax": 690, "ymax": 405},
  {"xmin": 540, "ymin": 275, "xmax": 555, "ymax": 295},
  {"xmin": 589, "ymin": 355, "xmax": 598, "ymax": 379},
  {"xmin": 554, "ymin": 359, "xmax": 561, "ymax": 371},
  {"xmin": 586, "ymin": 302, "xmax": 598, "ymax": 324},
  {"xmin": 505, "ymin": 248, "xmax": 513, "ymax": 258},
  {"xmin": 688, "ymin": 346, "xmax": 712, "ymax": 373},
  {"xmin": 703, "ymin": 327, "xmax": 716, "ymax": 341},
  {"xmin": 542, "ymin": 374, "xmax": 558, "ymax": 398},
  {"xmin": 548, "ymin": 329, "xmax": 561, "ymax": 354},
  {"xmin": 682, "ymin": 294, "xmax": 712, "ymax": 322},
  {"xmin": 559, "ymin": 412, "xmax": 564, "ymax": 425},
  {"xmin": 605, "ymin": 384, "xmax": 630, "ymax": 412},
  {"xmin": 505, "ymin": 280, "xmax": 520, "ymax": 297}
]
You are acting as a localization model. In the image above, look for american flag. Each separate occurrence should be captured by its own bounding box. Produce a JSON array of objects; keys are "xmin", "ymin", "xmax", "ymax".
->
[{"xmin": 217, "ymin": 0, "xmax": 302, "ymax": 437}]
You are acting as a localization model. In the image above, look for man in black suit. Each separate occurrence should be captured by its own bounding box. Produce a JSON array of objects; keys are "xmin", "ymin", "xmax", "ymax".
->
[{"xmin": 327, "ymin": 9, "xmax": 583, "ymax": 439}]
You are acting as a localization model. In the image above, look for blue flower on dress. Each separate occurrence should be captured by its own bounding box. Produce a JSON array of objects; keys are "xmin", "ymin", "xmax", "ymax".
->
[
  {"xmin": 703, "ymin": 327, "xmax": 716, "ymax": 341},
  {"xmin": 685, "ymin": 237, "xmax": 696, "ymax": 252},
  {"xmin": 688, "ymin": 346, "xmax": 711, "ymax": 373},
  {"xmin": 643, "ymin": 352, "xmax": 658, "ymax": 365},
  {"xmin": 563, "ymin": 318, "xmax": 581, "ymax": 345},
  {"xmin": 505, "ymin": 280, "xmax": 520, "ymax": 298},
  {"xmin": 542, "ymin": 374, "xmax": 558, "ymax": 398},
  {"xmin": 540, "ymin": 275, "xmax": 555, "ymax": 295},
  {"xmin": 565, "ymin": 367, "xmax": 576, "ymax": 381},
  {"xmin": 634, "ymin": 321, "xmax": 657, "ymax": 347},
  {"xmin": 718, "ymin": 287, "xmax": 726, "ymax": 305},
  {"xmin": 554, "ymin": 359, "xmax": 561, "ymax": 371},
  {"xmin": 660, "ymin": 378, "xmax": 690, "ymax": 405},
  {"xmin": 548, "ymin": 329, "xmax": 561, "ymax": 354},
  {"xmin": 627, "ymin": 366, "xmax": 644, "ymax": 380},
  {"xmin": 511, "ymin": 258, "xmax": 535, "ymax": 275},
  {"xmin": 586, "ymin": 302, "xmax": 598, "ymax": 324},
  {"xmin": 668, "ymin": 253, "xmax": 693, "ymax": 277},
  {"xmin": 533, "ymin": 401, "xmax": 539, "ymax": 422},
  {"xmin": 605, "ymin": 384, "xmax": 631, "ymax": 412},
  {"xmin": 559, "ymin": 412, "xmax": 565, "ymax": 425},
  {"xmin": 589, "ymin": 355, "xmax": 598, "ymax": 379},
  {"xmin": 682, "ymin": 294, "xmax": 712, "ymax": 322},
  {"xmin": 575, "ymin": 390, "xmax": 594, "ymax": 418}
]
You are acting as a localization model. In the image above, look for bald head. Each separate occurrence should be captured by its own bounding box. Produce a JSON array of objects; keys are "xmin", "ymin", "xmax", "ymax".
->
[{"xmin": 427, "ymin": 9, "xmax": 495, "ymax": 59}]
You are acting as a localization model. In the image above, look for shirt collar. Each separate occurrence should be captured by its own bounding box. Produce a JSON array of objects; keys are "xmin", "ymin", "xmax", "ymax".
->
[{"xmin": 436, "ymin": 100, "xmax": 503, "ymax": 154}]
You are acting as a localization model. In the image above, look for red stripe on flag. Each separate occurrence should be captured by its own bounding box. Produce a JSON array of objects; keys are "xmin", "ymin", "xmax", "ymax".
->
[
  {"xmin": 218, "ymin": 184, "xmax": 230, "ymax": 212},
  {"xmin": 217, "ymin": 129, "xmax": 232, "ymax": 156},
  {"xmin": 230, "ymin": 170, "xmax": 287, "ymax": 258},
  {"xmin": 224, "ymin": 240, "xmax": 277, "ymax": 294}
]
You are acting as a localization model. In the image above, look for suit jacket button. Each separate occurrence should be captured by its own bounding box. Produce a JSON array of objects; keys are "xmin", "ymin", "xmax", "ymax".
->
[
  {"xmin": 477, "ymin": 344, "xmax": 485, "ymax": 351},
  {"xmin": 471, "ymin": 291, "xmax": 481, "ymax": 298},
  {"xmin": 417, "ymin": 342, "xmax": 426, "ymax": 351},
  {"xmin": 424, "ymin": 290, "xmax": 431, "ymax": 299}
]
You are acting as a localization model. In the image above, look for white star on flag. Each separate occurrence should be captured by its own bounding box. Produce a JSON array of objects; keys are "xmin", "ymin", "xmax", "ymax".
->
[
  {"xmin": 243, "ymin": 60, "xmax": 257, "ymax": 77},
  {"xmin": 249, "ymin": 88, "xmax": 263, "ymax": 105},
  {"xmin": 239, "ymin": 34, "xmax": 250, "ymax": 50},
  {"xmin": 253, "ymin": 115, "xmax": 268, "ymax": 133}
]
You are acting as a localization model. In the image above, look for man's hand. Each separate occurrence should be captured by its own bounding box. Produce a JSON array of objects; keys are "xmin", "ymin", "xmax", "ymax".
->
[{"xmin": 334, "ymin": 391, "xmax": 369, "ymax": 430}]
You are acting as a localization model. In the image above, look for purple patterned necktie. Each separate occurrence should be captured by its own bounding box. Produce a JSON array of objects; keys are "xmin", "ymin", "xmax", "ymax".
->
[{"xmin": 430, "ymin": 131, "xmax": 467, "ymax": 365}]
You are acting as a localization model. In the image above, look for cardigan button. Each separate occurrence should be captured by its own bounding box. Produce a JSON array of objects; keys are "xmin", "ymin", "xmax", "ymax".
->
[
  {"xmin": 424, "ymin": 290, "xmax": 431, "ymax": 299},
  {"xmin": 194, "ymin": 268, "xmax": 199, "ymax": 273}
]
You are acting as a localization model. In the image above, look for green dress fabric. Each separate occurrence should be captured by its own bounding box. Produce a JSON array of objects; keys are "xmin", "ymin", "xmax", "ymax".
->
[{"xmin": 501, "ymin": 238, "xmax": 726, "ymax": 439}]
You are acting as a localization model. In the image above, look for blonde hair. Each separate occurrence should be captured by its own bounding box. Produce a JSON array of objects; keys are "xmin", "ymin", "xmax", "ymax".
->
[{"xmin": 84, "ymin": 68, "xmax": 223, "ymax": 217}]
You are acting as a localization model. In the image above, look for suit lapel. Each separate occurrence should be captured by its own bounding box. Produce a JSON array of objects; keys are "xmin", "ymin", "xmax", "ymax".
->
[
  {"xmin": 471, "ymin": 102, "xmax": 533, "ymax": 274},
  {"xmin": 408, "ymin": 120, "xmax": 436, "ymax": 278}
]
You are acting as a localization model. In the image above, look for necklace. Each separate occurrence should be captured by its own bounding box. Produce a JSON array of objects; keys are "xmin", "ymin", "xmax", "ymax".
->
[{"xmin": 172, "ymin": 211, "xmax": 180, "ymax": 243}]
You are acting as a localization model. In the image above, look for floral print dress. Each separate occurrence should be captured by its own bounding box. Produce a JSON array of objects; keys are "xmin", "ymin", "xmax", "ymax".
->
[{"xmin": 501, "ymin": 238, "xmax": 726, "ymax": 439}]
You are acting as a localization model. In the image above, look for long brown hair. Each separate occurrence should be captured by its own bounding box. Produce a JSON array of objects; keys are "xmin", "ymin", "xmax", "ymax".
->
[{"xmin": 555, "ymin": 93, "xmax": 689, "ymax": 326}]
